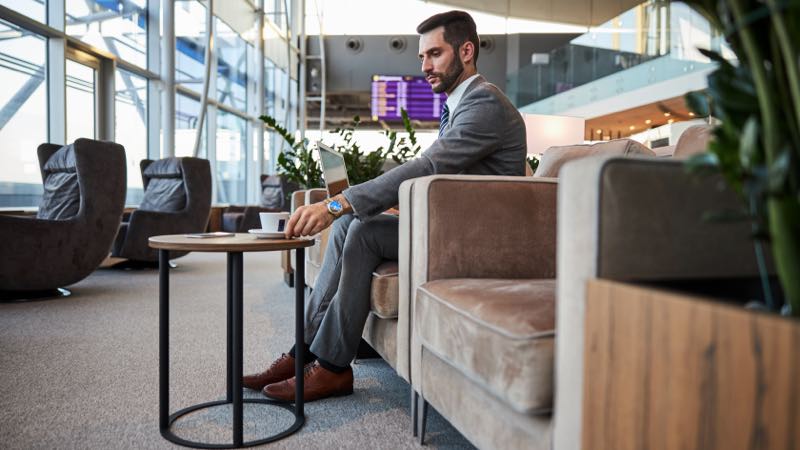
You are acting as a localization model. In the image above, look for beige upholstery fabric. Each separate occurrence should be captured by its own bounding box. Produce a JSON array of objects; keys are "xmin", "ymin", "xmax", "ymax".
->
[
  {"xmin": 362, "ymin": 312, "xmax": 398, "ymax": 368},
  {"xmin": 533, "ymin": 138, "xmax": 655, "ymax": 177},
  {"xmin": 416, "ymin": 279, "xmax": 555, "ymax": 414},
  {"xmin": 288, "ymin": 188, "xmax": 329, "ymax": 288},
  {"xmin": 554, "ymin": 156, "xmax": 768, "ymax": 450},
  {"xmin": 370, "ymin": 261, "xmax": 399, "ymax": 319},
  {"xmin": 421, "ymin": 347, "xmax": 552, "ymax": 450},
  {"xmin": 672, "ymin": 124, "xmax": 714, "ymax": 159},
  {"xmin": 400, "ymin": 175, "xmax": 558, "ymax": 384}
]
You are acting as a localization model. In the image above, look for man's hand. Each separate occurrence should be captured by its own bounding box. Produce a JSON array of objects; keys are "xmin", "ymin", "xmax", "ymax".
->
[{"xmin": 285, "ymin": 202, "xmax": 334, "ymax": 238}]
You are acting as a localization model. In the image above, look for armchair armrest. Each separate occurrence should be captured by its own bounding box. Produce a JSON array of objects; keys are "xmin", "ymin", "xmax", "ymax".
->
[
  {"xmin": 396, "ymin": 174, "xmax": 558, "ymax": 382},
  {"xmin": 285, "ymin": 188, "xmax": 329, "ymax": 287}
]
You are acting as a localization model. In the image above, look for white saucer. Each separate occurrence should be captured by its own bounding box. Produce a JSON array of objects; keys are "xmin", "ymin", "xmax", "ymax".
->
[{"xmin": 248, "ymin": 229, "xmax": 285, "ymax": 239}]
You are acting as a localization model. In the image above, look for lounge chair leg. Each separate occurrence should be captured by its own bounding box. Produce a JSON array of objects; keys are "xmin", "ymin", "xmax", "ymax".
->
[
  {"xmin": 418, "ymin": 395, "xmax": 428, "ymax": 445},
  {"xmin": 411, "ymin": 388, "xmax": 418, "ymax": 437}
]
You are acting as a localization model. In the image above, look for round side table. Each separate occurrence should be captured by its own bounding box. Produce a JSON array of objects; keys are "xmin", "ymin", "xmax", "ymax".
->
[{"xmin": 149, "ymin": 234, "xmax": 314, "ymax": 448}]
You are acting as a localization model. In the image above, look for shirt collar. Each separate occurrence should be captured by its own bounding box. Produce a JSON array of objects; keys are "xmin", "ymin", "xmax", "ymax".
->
[{"xmin": 445, "ymin": 73, "xmax": 480, "ymax": 113}]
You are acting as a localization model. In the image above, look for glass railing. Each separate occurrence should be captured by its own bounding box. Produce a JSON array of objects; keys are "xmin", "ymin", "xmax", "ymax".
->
[
  {"xmin": 507, "ymin": 44, "xmax": 663, "ymax": 107},
  {"xmin": 509, "ymin": 1, "xmax": 730, "ymax": 111}
]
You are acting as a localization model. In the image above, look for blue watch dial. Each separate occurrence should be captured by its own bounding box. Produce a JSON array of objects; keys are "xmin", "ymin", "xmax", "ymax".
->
[{"xmin": 328, "ymin": 200, "xmax": 343, "ymax": 215}]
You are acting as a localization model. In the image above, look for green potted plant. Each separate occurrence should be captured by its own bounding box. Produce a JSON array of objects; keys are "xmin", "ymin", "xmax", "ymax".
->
[
  {"xmin": 260, "ymin": 114, "xmax": 323, "ymax": 190},
  {"xmin": 682, "ymin": 0, "xmax": 800, "ymax": 316},
  {"xmin": 260, "ymin": 108, "xmax": 422, "ymax": 189},
  {"xmin": 330, "ymin": 109, "xmax": 422, "ymax": 185}
]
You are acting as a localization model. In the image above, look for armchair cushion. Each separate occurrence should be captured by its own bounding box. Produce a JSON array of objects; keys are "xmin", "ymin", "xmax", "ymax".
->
[
  {"xmin": 37, "ymin": 144, "xmax": 80, "ymax": 220},
  {"xmin": 370, "ymin": 261, "xmax": 399, "ymax": 319},
  {"xmin": 534, "ymin": 138, "xmax": 654, "ymax": 177},
  {"xmin": 139, "ymin": 160, "xmax": 186, "ymax": 212},
  {"xmin": 416, "ymin": 278, "xmax": 556, "ymax": 415}
]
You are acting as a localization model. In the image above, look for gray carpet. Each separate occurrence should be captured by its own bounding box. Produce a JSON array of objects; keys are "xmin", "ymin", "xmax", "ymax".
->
[{"xmin": 0, "ymin": 251, "xmax": 475, "ymax": 449}]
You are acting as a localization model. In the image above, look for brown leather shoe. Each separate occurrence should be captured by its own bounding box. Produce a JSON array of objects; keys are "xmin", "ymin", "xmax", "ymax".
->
[
  {"xmin": 262, "ymin": 361, "xmax": 353, "ymax": 402},
  {"xmin": 243, "ymin": 353, "xmax": 306, "ymax": 391}
]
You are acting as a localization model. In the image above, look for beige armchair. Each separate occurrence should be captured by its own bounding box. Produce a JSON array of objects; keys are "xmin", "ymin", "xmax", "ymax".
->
[
  {"xmin": 402, "ymin": 175, "xmax": 559, "ymax": 449},
  {"xmin": 406, "ymin": 155, "xmax": 768, "ymax": 450},
  {"xmin": 553, "ymin": 155, "xmax": 764, "ymax": 449}
]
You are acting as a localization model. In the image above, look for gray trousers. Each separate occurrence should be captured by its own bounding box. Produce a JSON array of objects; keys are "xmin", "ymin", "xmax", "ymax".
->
[{"xmin": 304, "ymin": 213, "xmax": 399, "ymax": 367}]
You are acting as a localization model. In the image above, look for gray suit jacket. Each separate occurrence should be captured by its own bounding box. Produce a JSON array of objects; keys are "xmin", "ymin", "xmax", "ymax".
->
[{"xmin": 343, "ymin": 75, "xmax": 527, "ymax": 219}]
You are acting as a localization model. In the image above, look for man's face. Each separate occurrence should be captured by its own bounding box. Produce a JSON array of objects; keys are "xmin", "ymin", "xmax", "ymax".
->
[{"xmin": 418, "ymin": 26, "xmax": 464, "ymax": 94}]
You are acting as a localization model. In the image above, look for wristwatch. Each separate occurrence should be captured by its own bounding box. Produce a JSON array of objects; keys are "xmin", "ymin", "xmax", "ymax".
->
[{"xmin": 324, "ymin": 198, "xmax": 344, "ymax": 217}]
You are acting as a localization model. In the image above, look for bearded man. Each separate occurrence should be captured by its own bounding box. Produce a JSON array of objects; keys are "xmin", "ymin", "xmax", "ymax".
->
[{"xmin": 244, "ymin": 10, "xmax": 527, "ymax": 402}]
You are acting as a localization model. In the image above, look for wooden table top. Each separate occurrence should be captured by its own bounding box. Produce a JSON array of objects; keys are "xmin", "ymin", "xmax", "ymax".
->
[{"xmin": 148, "ymin": 233, "xmax": 314, "ymax": 252}]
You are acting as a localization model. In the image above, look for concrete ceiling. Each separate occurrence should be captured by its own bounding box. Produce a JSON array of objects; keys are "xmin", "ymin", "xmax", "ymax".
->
[{"xmin": 425, "ymin": 0, "xmax": 642, "ymax": 27}]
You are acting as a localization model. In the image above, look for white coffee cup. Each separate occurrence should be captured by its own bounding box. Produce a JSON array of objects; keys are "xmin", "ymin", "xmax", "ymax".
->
[{"xmin": 259, "ymin": 212, "xmax": 290, "ymax": 233}]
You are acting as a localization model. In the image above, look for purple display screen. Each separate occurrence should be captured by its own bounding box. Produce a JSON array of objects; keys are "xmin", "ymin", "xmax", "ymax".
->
[{"xmin": 371, "ymin": 75, "xmax": 446, "ymax": 122}]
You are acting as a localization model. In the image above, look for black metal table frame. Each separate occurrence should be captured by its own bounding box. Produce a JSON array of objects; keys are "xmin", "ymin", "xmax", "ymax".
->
[{"xmin": 159, "ymin": 247, "xmax": 306, "ymax": 448}]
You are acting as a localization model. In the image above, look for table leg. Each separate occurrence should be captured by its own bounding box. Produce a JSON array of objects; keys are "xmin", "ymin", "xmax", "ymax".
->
[
  {"xmin": 231, "ymin": 251, "xmax": 244, "ymax": 447},
  {"xmin": 226, "ymin": 253, "xmax": 233, "ymax": 402},
  {"xmin": 295, "ymin": 247, "xmax": 305, "ymax": 418},
  {"xmin": 159, "ymin": 249, "xmax": 170, "ymax": 431}
]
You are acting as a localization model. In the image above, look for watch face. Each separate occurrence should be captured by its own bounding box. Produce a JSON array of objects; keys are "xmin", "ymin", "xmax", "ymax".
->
[{"xmin": 329, "ymin": 200, "xmax": 343, "ymax": 214}]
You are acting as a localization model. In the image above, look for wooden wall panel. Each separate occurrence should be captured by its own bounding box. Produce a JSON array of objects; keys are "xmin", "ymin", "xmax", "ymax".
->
[{"xmin": 582, "ymin": 279, "xmax": 800, "ymax": 450}]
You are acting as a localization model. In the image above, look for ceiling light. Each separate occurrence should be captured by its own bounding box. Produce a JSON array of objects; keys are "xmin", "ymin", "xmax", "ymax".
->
[
  {"xmin": 629, "ymin": 125, "xmax": 635, "ymax": 130},
  {"xmin": 664, "ymin": 112, "xmax": 671, "ymax": 117},
  {"xmin": 668, "ymin": 119, "xmax": 675, "ymax": 124},
  {"xmin": 596, "ymin": 129, "xmax": 602, "ymax": 135},
  {"xmin": 689, "ymin": 112, "xmax": 695, "ymax": 116},
  {"xmin": 645, "ymin": 119, "xmax": 652, "ymax": 124}
]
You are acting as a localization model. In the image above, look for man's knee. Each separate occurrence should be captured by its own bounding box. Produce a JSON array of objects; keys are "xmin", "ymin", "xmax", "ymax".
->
[{"xmin": 343, "ymin": 219, "xmax": 384, "ymax": 252}]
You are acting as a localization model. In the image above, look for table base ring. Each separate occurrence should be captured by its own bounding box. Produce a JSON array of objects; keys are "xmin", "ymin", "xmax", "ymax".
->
[{"xmin": 161, "ymin": 398, "xmax": 305, "ymax": 449}]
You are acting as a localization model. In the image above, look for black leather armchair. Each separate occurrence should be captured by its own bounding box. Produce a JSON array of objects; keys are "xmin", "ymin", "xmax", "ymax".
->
[
  {"xmin": 111, "ymin": 157, "xmax": 211, "ymax": 263},
  {"xmin": 0, "ymin": 138, "xmax": 127, "ymax": 299}
]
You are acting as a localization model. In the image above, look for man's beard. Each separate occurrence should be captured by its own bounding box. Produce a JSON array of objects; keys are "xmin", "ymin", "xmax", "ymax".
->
[{"xmin": 430, "ymin": 56, "xmax": 464, "ymax": 94}]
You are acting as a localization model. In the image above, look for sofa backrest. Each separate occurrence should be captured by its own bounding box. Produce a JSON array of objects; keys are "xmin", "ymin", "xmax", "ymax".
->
[
  {"xmin": 139, "ymin": 158, "xmax": 187, "ymax": 212},
  {"xmin": 37, "ymin": 144, "xmax": 81, "ymax": 220},
  {"xmin": 534, "ymin": 139, "xmax": 654, "ymax": 177}
]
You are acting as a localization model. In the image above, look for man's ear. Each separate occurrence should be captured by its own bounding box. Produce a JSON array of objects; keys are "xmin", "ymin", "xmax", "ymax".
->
[{"xmin": 460, "ymin": 41, "xmax": 476, "ymax": 66}]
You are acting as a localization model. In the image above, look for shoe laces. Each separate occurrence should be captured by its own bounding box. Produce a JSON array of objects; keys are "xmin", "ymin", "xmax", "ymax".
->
[
  {"xmin": 303, "ymin": 363, "xmax": 321, "ymax": 379},
  {"xmin": 270, "ymin": 353, "xmax": 292, "ymax": 371}
]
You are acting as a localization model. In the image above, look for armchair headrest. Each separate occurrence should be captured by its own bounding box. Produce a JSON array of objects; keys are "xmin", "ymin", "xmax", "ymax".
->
[
  {"xmin": 534, "ymin": 139, "xmax": 654, "ymax": 178},
  {"xmin": 143, "ymin": 157, "xmax": 183, "ymax": 179},
  {"xmin": 139, "ymin": 158, "xmax": 187, "ymax": 212},
  {"xmin": 42, "ymin": 143, "xmax": 77, "ymax": 174},
  {"xmin": 37, "ymin": 144, "xmax": 80, "ymax": 220}
]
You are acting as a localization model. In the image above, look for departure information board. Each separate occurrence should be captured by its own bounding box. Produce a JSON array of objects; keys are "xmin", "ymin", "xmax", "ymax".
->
[{"xmin": 371, "ymin": 75, "xmax": 445, "ymax": 122}]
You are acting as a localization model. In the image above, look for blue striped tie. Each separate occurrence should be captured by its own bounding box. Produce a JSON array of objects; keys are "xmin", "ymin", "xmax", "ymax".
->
[{"xmin": 439, "ymin": 103, "xmax": 450, "ymax": 137}]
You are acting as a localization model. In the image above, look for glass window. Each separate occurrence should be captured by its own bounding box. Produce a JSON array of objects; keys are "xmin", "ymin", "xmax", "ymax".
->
[
  {"xmin": 175, "ymin": 0, "xmax": 207, "ymax": 95},
  {"xmin": 65, "ymin": 0, "xmax": 148, "ymax": 69},
  {"xmin": 175, "ymin": 93, "xmax": 205, "ymax": 157},
  {"xmin": 0, "ymin": 0, "xmax": 45, "ymax": 24},
  {"xmin": 216, "ymin": 18, "xmax": 248, "ymax": 111},
  {"xmin": 264, "ymin": 59, "xmax": 276, "ymax": 117},
  {"xmin": 115, "ymin": 69, "xmax": 147, "ymax": 205},
  {"xmin": 66, "ymin": 59, "xmax": 96, "ymax": 143},
  {"xmin": 0, "ymin": 19, "xmax": 47, "ymax": 207},
  {"xmin": 216, "ymin": 110, "xmax": 247, "ymax": 204}
]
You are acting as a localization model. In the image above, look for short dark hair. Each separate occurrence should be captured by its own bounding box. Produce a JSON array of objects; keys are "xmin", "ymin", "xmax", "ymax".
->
[{"xmin": 416, "ymin": 10, "xmax": 479, "ymax": 65}]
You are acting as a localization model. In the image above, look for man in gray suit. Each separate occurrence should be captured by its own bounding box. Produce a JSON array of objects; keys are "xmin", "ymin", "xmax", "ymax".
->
[{"xmin": 244, "ymin": 10, "xmax": 527, "ymax": 402}]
